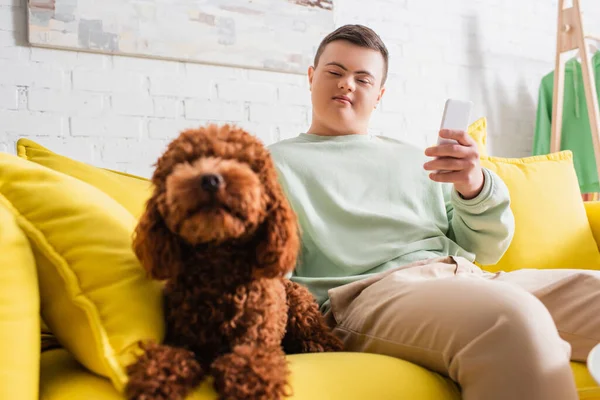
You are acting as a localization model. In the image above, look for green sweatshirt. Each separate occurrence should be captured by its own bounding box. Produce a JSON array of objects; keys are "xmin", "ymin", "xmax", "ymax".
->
[
  {"xmin": 533, "ymin": 51, "xmax": 600, "ymax": 193},
  {"xmin": 268, "ymin": 133, "xmax": 515, "ymax": 308}
]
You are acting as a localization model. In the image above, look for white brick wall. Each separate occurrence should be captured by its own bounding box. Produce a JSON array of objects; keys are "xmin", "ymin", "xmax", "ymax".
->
[
  {"xmin": 0, "ymin": 85, "xmax": 17, "ymax": 109},
  {"xmin": 1, "ymin": 0, "xmax": 600, "ymax": 178}
]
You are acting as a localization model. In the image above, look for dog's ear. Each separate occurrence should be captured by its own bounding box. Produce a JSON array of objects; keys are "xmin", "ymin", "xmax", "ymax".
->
[
  {"xmin": 254, "ymin": 159, "xmax": 300, "ymax": 279},
  {"xmin": 132, "ymin": 194, "xmax": 182, "ymax": 280}
]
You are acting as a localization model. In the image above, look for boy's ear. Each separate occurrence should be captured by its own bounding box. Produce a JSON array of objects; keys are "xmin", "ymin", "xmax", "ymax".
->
[
  {"xmin": 308, "ymin": 66, "xmax": 315, "ymax": 89},
  {"xmin": 375, "ymin": 86, "xmax": 386, "ymax": 108}
]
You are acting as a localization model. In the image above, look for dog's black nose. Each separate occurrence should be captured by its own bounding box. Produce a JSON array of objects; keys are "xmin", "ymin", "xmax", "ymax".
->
[{"xmin": 200, "ymin": 173, "xmax": 223, "ymax": 192}]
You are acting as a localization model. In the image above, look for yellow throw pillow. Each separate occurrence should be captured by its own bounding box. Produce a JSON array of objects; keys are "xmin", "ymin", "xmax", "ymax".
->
[
  {"xmin": 0, "ymin": 202, "xmax": 40, "ymax": 400},
  {"xmin": 480, "ymin": 151, "xmax": 600, "ymax": 272},
  {"xmin": 467, "ymin": 117, "xmax": 488, "ymax": 157},
  {"xmin": 0, "ymin": 152, "xmax": 164, "ymax": 393},
  {"xmin": 16, "ymin": 138, "xmax": 152, "ymax": 219}
]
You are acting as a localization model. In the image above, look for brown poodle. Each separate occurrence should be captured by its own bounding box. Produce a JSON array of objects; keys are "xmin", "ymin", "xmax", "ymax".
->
[{"xmin": 125, "ymin": 124, "xmax": 343, "ymax": 400}]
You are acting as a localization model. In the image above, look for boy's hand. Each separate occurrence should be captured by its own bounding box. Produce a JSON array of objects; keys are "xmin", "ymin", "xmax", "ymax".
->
[{"xmin": 423, "ymin": 129, "xmax": 484, "ymax": 200}]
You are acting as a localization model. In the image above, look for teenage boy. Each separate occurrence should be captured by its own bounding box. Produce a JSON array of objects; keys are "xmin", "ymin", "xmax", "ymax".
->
[{"xmin": 268, "ymin": 24, "xmax": 600, "ymax": 400}]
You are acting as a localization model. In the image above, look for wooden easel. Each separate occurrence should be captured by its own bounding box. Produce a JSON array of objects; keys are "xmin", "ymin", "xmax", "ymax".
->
[{"xmin": 551, "ymin": 0, "xmax": 600, "ymax": 196}]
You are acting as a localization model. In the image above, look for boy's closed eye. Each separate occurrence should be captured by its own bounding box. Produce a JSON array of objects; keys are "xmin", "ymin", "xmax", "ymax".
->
[{"xmin": 328, "ymin": 71, "xmax": 371, "ymax": 85}]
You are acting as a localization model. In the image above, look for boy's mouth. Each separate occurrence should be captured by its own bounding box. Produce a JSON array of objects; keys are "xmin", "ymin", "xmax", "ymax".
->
[{"xmin": 332, "ymin": 95, "xmax": 352, "ymax": 105}]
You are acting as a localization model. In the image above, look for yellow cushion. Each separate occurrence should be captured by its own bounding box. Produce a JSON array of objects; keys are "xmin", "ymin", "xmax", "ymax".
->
[
  {"xmin": 40, "ymin": 349, "xmax": 461, "ymax": 400},
  {"xmin": 16, "ymin": 138, "xmax": 152, "ymax": 219},
  {"xmin": 0, "ymin": 152, "xmax": 164, "ymax": 393},
  {"xmin": 0, "ymin": 202, "xmax": 40, "ymax": 400},
  {"xmin": 467, "ymin": 117, "xmax": 488, "ymax": 157},
  {"xmin": 479, "ymin": 151, "xmax": 600, "ymax": 272},
  {"xmin": 16, "ymin": 139, "xmax": 153, "ymax": 340}
]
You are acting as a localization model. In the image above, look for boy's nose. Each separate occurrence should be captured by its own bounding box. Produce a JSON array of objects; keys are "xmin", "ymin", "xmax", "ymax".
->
[{"xmin": 338, "ymin": 79, "xmax": 355, "ymax": 91}]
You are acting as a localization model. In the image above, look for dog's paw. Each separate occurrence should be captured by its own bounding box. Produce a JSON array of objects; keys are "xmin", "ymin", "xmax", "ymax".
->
[
  {"xmin": 211, "ymin": 344, "xmax": 291, "ymax": 400},
  {"xmin": 125, "ymin": 341, "xmax": 205, "ymax": 400}
]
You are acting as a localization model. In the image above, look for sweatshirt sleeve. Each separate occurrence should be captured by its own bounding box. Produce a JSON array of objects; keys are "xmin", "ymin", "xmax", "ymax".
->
[{"xmin": 444, "ymin": 168, "xmax": 515, "ymax": 265}]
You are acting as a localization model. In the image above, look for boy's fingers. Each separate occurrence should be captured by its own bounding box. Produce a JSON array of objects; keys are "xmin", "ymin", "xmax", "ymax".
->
[
  {"xmin": 424, "ymin": 158, "xmax": 468, "ymax": 172},
  {"xmin": 424, "ymin": 143, "xmax": 471, "ymax": 158},
  {"xmin": 439, "ymin": 129, "xmax": 474, "ymax": 147},
  {"xmin": 428, "ymin": 170, "xmax": 465, "ymax": 183}
]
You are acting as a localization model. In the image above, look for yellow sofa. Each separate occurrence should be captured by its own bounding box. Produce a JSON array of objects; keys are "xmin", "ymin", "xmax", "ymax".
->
[{"xmin": 3, "ymin": 125, "xmax": 600, "ymax": 399}]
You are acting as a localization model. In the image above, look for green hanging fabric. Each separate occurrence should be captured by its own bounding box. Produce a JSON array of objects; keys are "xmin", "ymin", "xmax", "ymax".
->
[{"xmin": 533, "ymin": 51, "xmax": 600, "ymax": 193}]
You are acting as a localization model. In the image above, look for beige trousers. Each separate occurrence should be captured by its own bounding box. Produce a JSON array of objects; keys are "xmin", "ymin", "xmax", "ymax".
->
[{"xmin": 323, "ymin": 256, "xmax": 600, "ymax": 400}]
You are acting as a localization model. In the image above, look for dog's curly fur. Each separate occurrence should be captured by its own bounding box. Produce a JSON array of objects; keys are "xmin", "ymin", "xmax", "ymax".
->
[{"xmin": 125, "ymin": 124, "xmax": 343, "ymax": 400}]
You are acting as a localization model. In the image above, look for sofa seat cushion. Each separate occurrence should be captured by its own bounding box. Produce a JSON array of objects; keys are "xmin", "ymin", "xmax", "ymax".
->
[
  {"xmin": 39, "ymin": 349, "xmax": 600, "ymax": 399},
  {"xmin": 40, "ymin": 349, "xmax": 461, "ymax": 400},
  {"xmin": 572, "ymin": 361, "xmax": 600, "ymax": 399}
]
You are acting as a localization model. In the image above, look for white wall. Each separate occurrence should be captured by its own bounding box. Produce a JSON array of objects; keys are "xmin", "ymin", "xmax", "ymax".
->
[{"xmin": 1, "ymin": 0, "xmax": 599, "ymax": 178}]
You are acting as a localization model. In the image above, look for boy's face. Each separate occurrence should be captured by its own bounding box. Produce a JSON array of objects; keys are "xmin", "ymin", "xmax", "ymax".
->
[{"xmin": 307, "ymin": 40, "xmax": 386, "ymax": 135}]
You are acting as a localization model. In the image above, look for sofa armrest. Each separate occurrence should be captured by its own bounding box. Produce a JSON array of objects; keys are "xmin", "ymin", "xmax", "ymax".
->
[
  {"xmin": 0, "ymin": 202, "xmax": 40, "ymax": 400},
  {"xmin": 585, "ymin": 201, "xmax": 600, "ymax": 252}
]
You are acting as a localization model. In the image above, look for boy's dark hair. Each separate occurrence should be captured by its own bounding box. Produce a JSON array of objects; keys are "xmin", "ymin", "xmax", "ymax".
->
[{"xmin": 313, "ymin": 24, "xmax": 389, "ymax": 86}]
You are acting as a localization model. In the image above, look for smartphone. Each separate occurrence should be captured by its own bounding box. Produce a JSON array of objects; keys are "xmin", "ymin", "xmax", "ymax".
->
[{"xmin": 438, "ymin": 99, "xmax": 473, "ymax": 145}]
